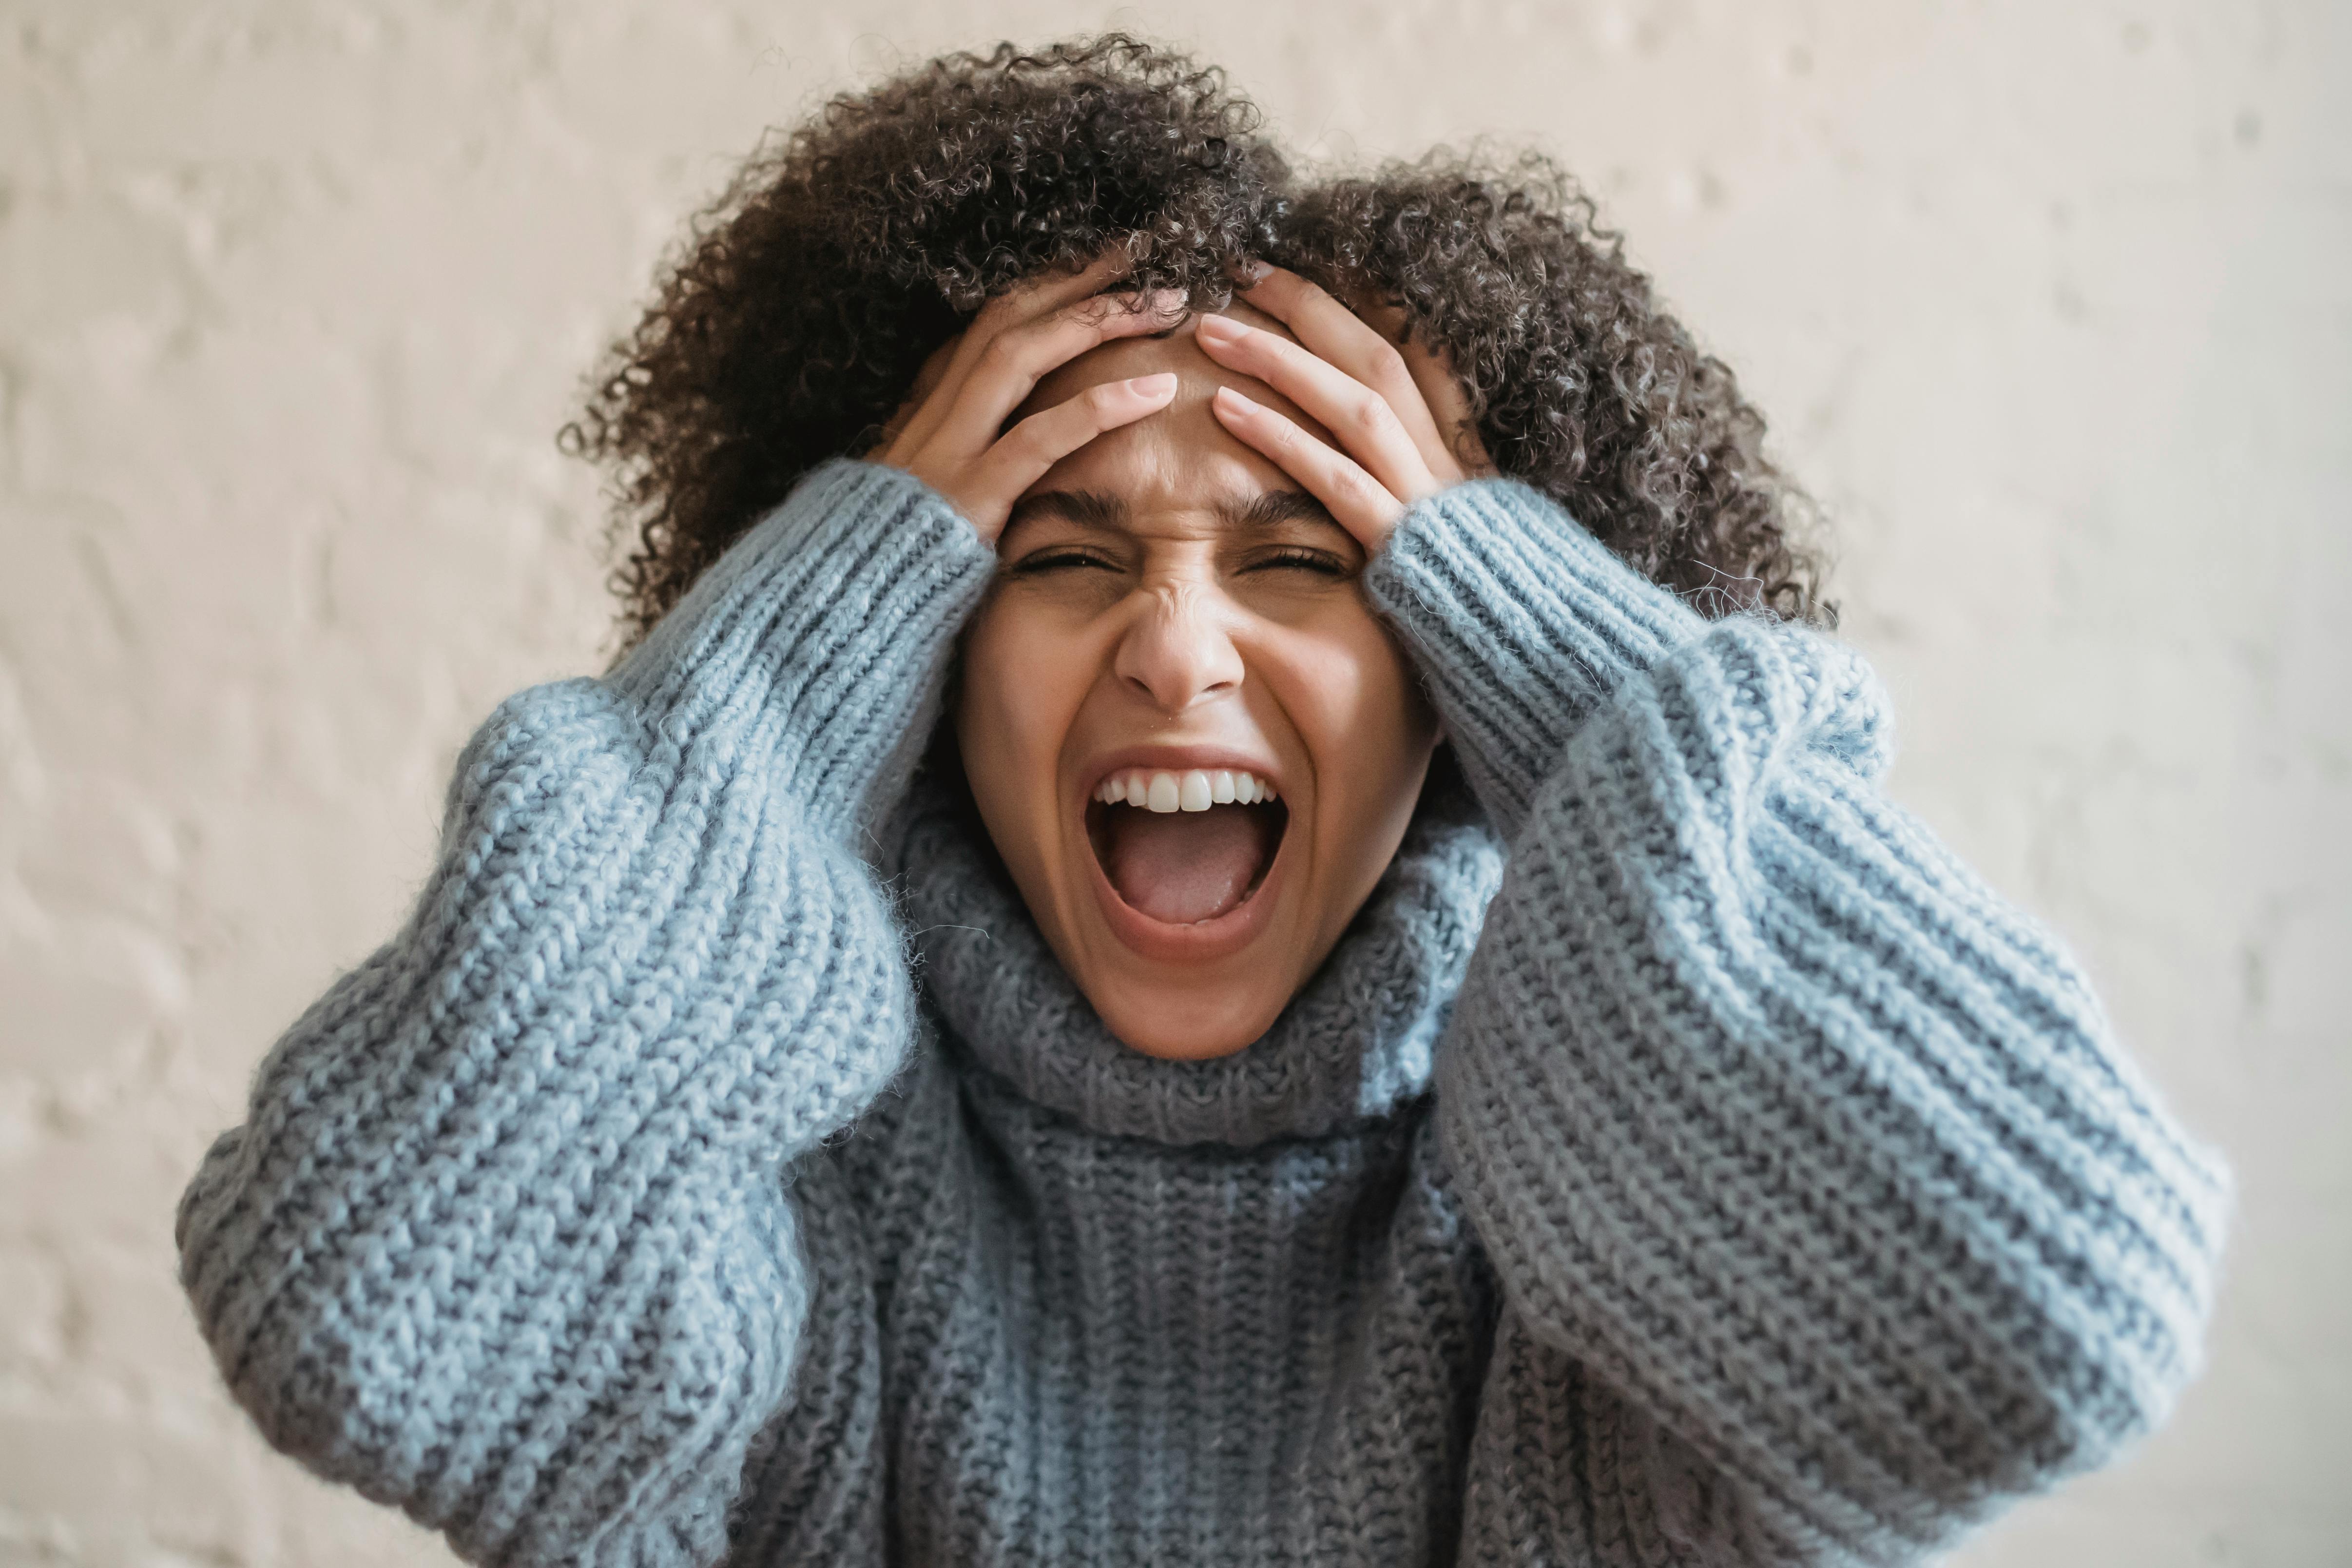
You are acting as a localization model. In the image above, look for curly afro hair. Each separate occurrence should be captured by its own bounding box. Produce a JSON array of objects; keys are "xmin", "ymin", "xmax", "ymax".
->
[{"xmin": 564, "ymin": 34, "xmax": 1833, "ymax": 646}]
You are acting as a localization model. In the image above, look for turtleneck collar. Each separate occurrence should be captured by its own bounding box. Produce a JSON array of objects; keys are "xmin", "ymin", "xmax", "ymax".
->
[{"xmin": 888, "ymin": 766, "xmax": 1504, "ymax": 1147}]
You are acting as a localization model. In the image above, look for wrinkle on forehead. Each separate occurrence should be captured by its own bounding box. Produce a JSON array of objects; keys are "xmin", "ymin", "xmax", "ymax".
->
[
  {"xmin": 1004, "ymin": 484, "xmax": 1341, "ymax": 540},
  {"xmin": 1015, "ymin": 303, "xmax": 1333, "ymax": 509}
]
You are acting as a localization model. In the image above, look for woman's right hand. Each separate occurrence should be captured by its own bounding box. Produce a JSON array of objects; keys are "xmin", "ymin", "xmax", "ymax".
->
[{"xmin": 873, "ymin": 251, "xmax": 1188, "ymax": 544}]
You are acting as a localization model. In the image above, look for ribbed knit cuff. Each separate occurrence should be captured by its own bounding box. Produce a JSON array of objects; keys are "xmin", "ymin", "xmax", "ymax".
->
[
  {"xmin": 606, "ymin": 458, "xmax": 996, "ymax": 832},
  {"xmin": 1365, "ymin": 477, "xmax": 1707, "ymax": 833}
]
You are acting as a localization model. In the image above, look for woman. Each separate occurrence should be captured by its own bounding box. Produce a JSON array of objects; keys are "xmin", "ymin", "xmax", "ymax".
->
[{"xmin": 174, "ymin": 37, "xmax": 2228, "ymax": 1567}]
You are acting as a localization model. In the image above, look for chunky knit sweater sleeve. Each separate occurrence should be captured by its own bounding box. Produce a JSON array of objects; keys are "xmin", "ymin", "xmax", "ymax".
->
[
  {"xmin": 1364, "ymin": 478, "xmax": 2232, "ymax": 1560},
  {"xmin": 174, "ymin": 459, "xmax": 994, "ymax": 1568}
]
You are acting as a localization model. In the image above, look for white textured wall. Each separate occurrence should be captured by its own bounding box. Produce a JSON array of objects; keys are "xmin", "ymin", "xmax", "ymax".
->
[{"xmin": 1, "ymin": 1, "xmax": 2343, "ymax": 1562}]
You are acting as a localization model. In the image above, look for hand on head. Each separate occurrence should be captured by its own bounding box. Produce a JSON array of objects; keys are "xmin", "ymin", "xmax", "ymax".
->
[
  {"xmin": 872, "ymin": 251, "xmax": 1187, "ymax": 545},
  {"xmin": 873, "ymin": 251, "xmax": 1491, "ymax": 552},
  {"xmin": 1195, "ymin": 262, "xmax": 1493, "ymax": 552}
]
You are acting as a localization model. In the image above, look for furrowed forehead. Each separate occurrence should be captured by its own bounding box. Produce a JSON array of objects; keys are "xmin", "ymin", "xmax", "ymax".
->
[{"xmin": 1003, "ymin": 486, "xmax": 1342, "ymax": 537}]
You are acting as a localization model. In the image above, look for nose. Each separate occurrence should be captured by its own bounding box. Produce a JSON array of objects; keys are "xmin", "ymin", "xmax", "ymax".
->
[{"xmin": 1113, "ymin": 583, "xmax": 1245, "ymax": 715}]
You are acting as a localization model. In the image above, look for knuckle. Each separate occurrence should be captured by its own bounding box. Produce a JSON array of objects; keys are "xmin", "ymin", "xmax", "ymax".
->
[
  {"xmin": 970, "ymin": 293, "xmax": 1033, "ymax": 336},
  {"xmin": 985, "ymin": 333, "xmax": 1049, "ymax": 383},
  {"xmin": 1366, "ymin": 339, "xmax": 1411, "ymax": 386},
  {"xmin": 977, "ymin": 331, "xmax": 1022, "ymax": 372},
  {"xmin": 973, "ymin": 450, "xmax": 1031, "ymax": 501},
  {"xmin": 1005, "ymin": 434, "xmax": 1057, "ymax": 474},
  {"xmin": 1352, "ymin": 394, "xmax": 1399, "ymax": 435},
  {"xmin": 994, "ymin": 418, "xmax": 1042, "ymax": 461}
]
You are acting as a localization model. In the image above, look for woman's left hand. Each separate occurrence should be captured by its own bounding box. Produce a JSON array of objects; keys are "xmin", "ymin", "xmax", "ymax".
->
[{"xmin": 1193, "ymin": 262, "xmax": 1494, "ymax": 553}]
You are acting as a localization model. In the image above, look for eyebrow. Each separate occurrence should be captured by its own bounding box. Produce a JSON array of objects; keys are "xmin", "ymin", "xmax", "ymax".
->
[
  {"xmin": 1005, "ymin": 487, "xmax": 1344, "ymax": 535},
  {"xmin": 1219, "ymin": 489, "xmax": 1343, "ymax": 532}
]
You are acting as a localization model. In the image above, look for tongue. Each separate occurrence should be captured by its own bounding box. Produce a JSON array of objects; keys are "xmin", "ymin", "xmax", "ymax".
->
[{"xmin": 1104, "ymin": 807, "xmax": 1265, "ymax": 925}]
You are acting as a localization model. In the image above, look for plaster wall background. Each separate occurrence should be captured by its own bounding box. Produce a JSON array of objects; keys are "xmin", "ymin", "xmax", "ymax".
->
[{"xmin": 0, "ymin": 1, "xmax": 2344, "ymax": 1563}]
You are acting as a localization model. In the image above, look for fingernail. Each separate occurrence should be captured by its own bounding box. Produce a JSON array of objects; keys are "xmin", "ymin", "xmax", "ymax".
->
[
  {"xmin": 1195, "ymin": 313, "xmax": 1243, "ymax": 340},
  {"xmin": 1147, "ymin": 288, "xmax": 1187, "ymax": 312},
  {"xmin": 1131, "ymin": 372, "xmax": 1179, "ymax": 395},
  {"xmin": 1237, "ymin": 258, "xmax": 1272, "ymax": 283}
]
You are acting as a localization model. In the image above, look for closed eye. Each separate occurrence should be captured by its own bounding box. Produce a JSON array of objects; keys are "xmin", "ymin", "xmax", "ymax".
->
[
  {"xmin": 1008, "ymin": 548, "xmax": 1123, "ymax": 576},
  {"xmin": 1240, "ymin": 546, "xmax": 1350, "ymax": 579}
]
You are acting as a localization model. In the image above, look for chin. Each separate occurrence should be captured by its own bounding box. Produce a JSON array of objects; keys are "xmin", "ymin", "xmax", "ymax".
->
[{"xmin": 1088, "ymin": 975, "xmax": 1291, "ymax": 1061}]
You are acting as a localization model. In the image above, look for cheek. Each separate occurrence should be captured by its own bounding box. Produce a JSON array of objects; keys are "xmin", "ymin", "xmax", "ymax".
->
[
  {"xmin": 955, "ymin": 598, "xmax": 1088, "ymax": 827},
  {"xmin": 1267, "ymin": 615, "xmax": 1436, "ymax": 780}
]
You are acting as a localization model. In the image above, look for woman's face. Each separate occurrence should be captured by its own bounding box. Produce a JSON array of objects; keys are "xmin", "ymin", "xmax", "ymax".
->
[{"xmin": 954, "ymin": 303, "xmax": 1440, "ymax": 1061}]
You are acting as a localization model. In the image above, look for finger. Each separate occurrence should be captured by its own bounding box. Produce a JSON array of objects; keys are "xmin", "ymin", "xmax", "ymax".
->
[
  {"xmin": 902, "ymin": 250, "xmax": 1140, "ymax": 456},
  {"xmin": 947, "ymin": 250, "xmax": 1140, "ymax": 395},
  {"xmin": 1234, "ymin": 265, "xmax": 1457, "ymax": 477},
  {"xmin": 964, "ymin": 373, "xmax": 1180, "ymax": 541},
  {"xmin": 1394, "ymin": 333, "xmax": 1495, "ymax": 475},
  {"xmin": 933, "ymin": 287, "xmax": 1188, "ymax": 454},
  {"xmin": 873, "ymin": 331, "xmax": 965, "ymax": 461},
  {"xmin": 1193, "ymin": 313, "xmax": 1439, "ymax": 503},
  {"xmin": 982, "ymin": 246, "xmax": 1140, "ymax": 328},
  {"xmin": 1330, "ymin": 281, "xmax": 1493, "ymax": 474},
  {"xmin": 1210, "ymin": 385, "xmax": 1403, "ymax": 550}
]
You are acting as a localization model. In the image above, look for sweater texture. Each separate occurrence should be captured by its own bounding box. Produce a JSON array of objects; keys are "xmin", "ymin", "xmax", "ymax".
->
[{"xmin": 175, "ymin": 458, "xmax": 2231, "ymax": 1567}]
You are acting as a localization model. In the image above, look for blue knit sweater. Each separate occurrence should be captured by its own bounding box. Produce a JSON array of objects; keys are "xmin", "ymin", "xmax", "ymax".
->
[{"xmin": 175, "ymin": 459, "xmax": 2229, "ymax": 1566}]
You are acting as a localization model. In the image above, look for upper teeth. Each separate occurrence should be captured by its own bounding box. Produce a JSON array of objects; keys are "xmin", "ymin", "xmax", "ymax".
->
[{"xmin": 1093, "ymin": 768, "xmax": 1277, "ymax": 812}]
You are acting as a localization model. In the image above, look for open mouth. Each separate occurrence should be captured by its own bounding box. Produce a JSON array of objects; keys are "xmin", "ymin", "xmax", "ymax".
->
[{"xmin": 1085, "ymin": 767, "xmax": 1290, "ymax": 927}]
